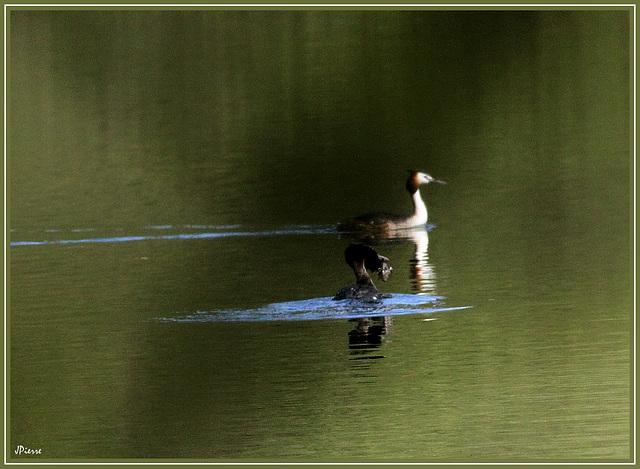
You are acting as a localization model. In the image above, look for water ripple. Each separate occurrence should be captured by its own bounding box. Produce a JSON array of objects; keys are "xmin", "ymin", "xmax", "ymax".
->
[
  {"xmin": 155, "ymin": 294, "xmax": 472, "ymax": 323},
  {"xmin": 9, "ymin": 224, "xmax": 337, "ymax": 246}
]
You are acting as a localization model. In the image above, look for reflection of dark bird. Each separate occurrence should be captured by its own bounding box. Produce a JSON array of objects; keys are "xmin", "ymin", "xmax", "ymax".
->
[
  {"xmin": 338, "ymin": 171, "xmax": 446, "ymax": 236},
  {"xmin": 333, "ymin": 244, "xmax": 392, "ymax": 301},
  {"xmin": 348, "ymin": 316, "xmax": 392, "ymax": 345}
]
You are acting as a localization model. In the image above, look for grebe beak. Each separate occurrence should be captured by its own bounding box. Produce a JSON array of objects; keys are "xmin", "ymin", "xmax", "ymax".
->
[{"xmin": 416, "ymin": 172, "xmax": 447, "ymax": 185}]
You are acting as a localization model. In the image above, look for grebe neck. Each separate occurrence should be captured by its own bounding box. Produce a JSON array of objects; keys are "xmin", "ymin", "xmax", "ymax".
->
[
  {"xmin": 352, "ymin": 260, "xmax": 375, "ymax": 286},
  {"xmin": 400, "ymin": 188, "xmax": 428, "ymax": 228}
]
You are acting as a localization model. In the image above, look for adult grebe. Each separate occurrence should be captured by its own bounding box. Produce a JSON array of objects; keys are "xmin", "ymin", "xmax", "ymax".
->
[
  {"xmin": 338, "ymin": 171, "xmax": 446, "ymax": 234},
  {"xmin": 333, "ymin": 244, "xmax": 393, "ymax": 301}
]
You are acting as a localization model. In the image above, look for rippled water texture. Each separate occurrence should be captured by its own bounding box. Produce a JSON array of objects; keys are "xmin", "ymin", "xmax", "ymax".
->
[
  {"xmin": 8, "ymin": 9, "xmax": 632, "ymax": 462},
  {"xmin": 158, "ymin": 293, "xmax": 471, "ymax": 322}
]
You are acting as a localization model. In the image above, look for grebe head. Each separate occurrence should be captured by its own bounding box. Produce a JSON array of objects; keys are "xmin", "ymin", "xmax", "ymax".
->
[
  {"xmin": 344, "ymin": 243, "xmax": 393, "ymax": 282},
  {"xmin": 406, "ymin": 171, "xmax": 446, "ymax": 194}
]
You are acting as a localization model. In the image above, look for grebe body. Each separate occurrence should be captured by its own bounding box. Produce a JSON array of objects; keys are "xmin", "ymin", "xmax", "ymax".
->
[
  {"xmin": 333, "ymin": 244, "xmax": 392, "ymax": 301},
  {"xmin": 338, "ymin": 171, "xmax": 445, "ymax": 235}
]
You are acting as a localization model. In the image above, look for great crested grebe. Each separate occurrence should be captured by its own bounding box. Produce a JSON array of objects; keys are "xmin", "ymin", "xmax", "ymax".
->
[
  {"xmin": 338, "ymin": 171, "xmax": 446, "ymax": 234},
  {"xmin": 333, "ymin": 244, "xmax": 393, "ymax": 301}
]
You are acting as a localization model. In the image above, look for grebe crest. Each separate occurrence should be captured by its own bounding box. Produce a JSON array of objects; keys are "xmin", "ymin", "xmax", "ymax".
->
[
  {"xmin": 333, "ymin": 244, "xmax": 393, "ymax": 301},
  {"xmin": 338, "ymin": 170, "xmax": 445, "ymax": 236}
]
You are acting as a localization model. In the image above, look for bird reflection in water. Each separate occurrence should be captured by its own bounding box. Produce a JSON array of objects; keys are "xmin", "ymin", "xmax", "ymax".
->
[
  {"xmin": 337, "ymin": 226, "xmax": 439, "ymax": 366},
  {"xmin": 348, "ymin": 316, "xmax": 392, "ymax": 367},
  {"xmin": 407, "ymin": 228, "xmax": 437, "ymax": 295}
]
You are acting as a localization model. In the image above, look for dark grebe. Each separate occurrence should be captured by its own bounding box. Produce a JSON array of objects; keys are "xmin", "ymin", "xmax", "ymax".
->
[
  {"xmin": 338, "ymin": 171, "xmax": 446, "ymax": 234},
  {"xmin": 333, "ymin": 244, "xmax": 393, "ymax": 301}
]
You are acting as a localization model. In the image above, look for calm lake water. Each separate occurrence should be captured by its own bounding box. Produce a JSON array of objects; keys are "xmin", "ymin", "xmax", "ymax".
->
[{"xmin": 8, "ymin": 9, "xmax": 633, "ymax": 462}]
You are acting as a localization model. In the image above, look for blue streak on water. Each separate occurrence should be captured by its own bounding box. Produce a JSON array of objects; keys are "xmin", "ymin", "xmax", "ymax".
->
[
  {"xmin": 10, "ymin": 225, "xmax": 337, "ymax": 246},
  {"xmin": 156, "ymin": 294, "xmax": 472, "ymax": 323},
  {"xmin": 145, "ymin": 224, "xmax": 242, "ymax": 230}
]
